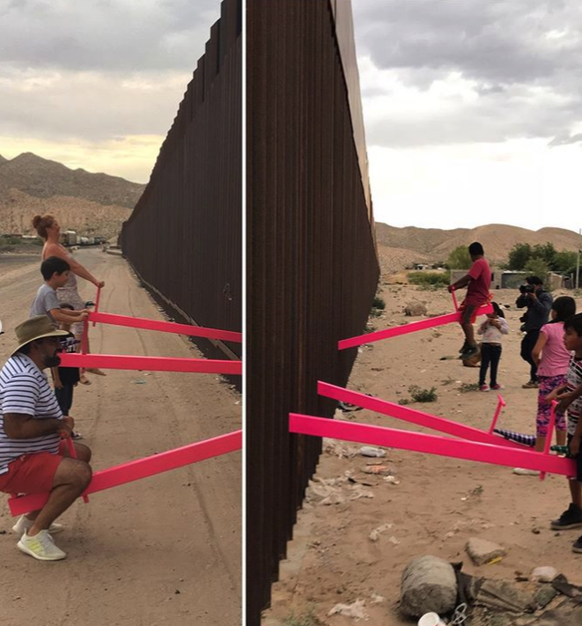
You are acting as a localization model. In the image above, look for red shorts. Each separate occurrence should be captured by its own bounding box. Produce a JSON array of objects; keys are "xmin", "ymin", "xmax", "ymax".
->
[
  {"xmin": 0, "ymin": 441, "xmax": 66, "ymax": 495},
  {"xmin": 459, "ymin": 302, "xmax": 479, "ymax": 324}
]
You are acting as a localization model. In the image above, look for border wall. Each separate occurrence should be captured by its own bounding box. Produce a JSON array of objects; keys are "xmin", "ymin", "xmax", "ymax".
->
[
  {"xmin": 247, "ymin": 1, "xmax": 380, "ymax": 621},
  {"xmin": 121, "ymin": 0, "xmax": 242, "ymax": 360}
]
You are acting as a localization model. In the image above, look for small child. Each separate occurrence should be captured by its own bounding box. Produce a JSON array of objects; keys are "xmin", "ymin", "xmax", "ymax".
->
[
  {"xmin": 476, "ymin": 302, "xmax": 508, "ymax": 391},
  {"xmin": 532, "ymin": 297, "xmax": 576, "ymax": 451},
  {"xmin": 52, "ymin": 304, "xmax": 82, "ymax": 439},
  {"xmin": 30, "ymin": 256, "xmax": 89, "ymax": 328},
  {"xmin": 547, "ymin": 313, "xmax": 582, "ymax": 553}
]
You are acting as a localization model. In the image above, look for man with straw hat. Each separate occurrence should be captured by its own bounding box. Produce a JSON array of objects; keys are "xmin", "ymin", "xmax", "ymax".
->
[{"xmin": 0, "ymin": 315, "xmax": 93, "ymax": 561}]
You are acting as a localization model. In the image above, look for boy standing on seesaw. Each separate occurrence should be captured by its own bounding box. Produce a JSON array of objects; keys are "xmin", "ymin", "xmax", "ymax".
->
[
  {"xmin": 547, "ymin": 313, "xmax": 582, "ymax": 552},
  {"xmin": 448, "ymin": 242, "xmax": 491, "ymax": 360},
  {"xmin": 30, "ymin": 257, "xmax": 89, "ymax": 328}
]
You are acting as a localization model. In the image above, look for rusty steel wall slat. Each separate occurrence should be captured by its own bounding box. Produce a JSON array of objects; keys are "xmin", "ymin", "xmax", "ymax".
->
[
  {"xmin": 247, "ymin": 0, "xmax": 380, "ymax": 622},
  {"xmin": 121, "ymin": 0, "xmax": 242, "ymax": 360}
]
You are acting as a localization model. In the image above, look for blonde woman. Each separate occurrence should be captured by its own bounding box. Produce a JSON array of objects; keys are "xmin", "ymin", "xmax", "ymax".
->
[{"xmin": 32, "ymin": 214, "xmax": 105, "ymax": 383}]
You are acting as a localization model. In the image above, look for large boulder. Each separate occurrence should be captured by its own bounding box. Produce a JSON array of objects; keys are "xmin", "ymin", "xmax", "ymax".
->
[{"xmin": 400, "ymin": 555, "xmax": 458, "ymax": 617}]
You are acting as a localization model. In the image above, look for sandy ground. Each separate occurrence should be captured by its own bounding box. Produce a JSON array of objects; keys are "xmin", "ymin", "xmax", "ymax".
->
[
  {"xmin": 0, "ymin": 249, "xmax": 241, "ymax": 626},
  {"xmin": 264, "ymin": 283, "xmax": 582, "ymax": 626}
]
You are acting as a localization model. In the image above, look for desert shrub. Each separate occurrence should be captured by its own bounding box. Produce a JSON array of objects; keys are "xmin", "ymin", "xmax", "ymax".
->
[
  {"xmin": 372, "ymin": 295, "xmax": 385, "ymax": 310},
  {"xmin": 283, "ymin": 607, "xmax": 322, "ymax": 626},
  {"xmin": 0, "ymin": 236, "xmax": 21, "ymax": 246},
  {"xmin": 408, "ymin": 272, "xmax": 449, "ymax": 287},
  {"xmin": 408, "ymin": 385, "xmax": 438, "ymax": 402}
]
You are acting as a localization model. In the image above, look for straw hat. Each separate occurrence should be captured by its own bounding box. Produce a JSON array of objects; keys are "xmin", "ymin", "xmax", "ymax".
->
[{"xmin": 11, "ymin": 316, "xmax": 69, "ymax": 356}]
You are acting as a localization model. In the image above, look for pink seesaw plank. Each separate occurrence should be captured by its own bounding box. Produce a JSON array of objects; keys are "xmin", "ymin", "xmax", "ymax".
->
[
  {"xmin": 9, "ymin": 430, "xmax": 242, "ymax": 517},
  {"xmin": 317, "ymin": 382, "xmax": 522, "ymax": 448},
  {"xmin": 338, "ymin": 303, "xmax": 493, "ymax": 350},
  {"xmin": 89, "ymin": 311, "xmax": 242, "ymax": 344},
  {"xmin": 59, "ymin": 353, "xmax": 242, "ymax": 375},
  {"xmin": 289, "ymin": 414, "xmax": 576, "ymax": 476}
]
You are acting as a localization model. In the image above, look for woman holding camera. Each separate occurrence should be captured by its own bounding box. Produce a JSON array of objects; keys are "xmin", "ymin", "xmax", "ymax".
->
[{"xmin": 516, "ymin": 276, "xmax": 553, "ymax": 388}]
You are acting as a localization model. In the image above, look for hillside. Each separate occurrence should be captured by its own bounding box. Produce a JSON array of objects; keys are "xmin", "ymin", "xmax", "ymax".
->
[
  {"xmin": 375, "ymin": 222, "xmax": 582, "ymax": 275},
  {"xmin": 0, "ymin": 152, "xmax": 145, "ymax": 239}
]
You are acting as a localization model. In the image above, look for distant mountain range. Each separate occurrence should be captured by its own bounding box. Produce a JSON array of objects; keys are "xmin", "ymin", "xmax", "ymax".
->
[
  {"xmin": 0, "ymin": 153, "xmax": 146, "ymax": 239},
  {"xmin": 375, "ymin": 222, "xmax": 582, "ymax": 276}
]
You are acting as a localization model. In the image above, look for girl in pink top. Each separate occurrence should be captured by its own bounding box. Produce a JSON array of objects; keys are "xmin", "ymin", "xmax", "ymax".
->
[{"xmin": 531, "ymin": 296, "xmax": 577, "ymax": 452}]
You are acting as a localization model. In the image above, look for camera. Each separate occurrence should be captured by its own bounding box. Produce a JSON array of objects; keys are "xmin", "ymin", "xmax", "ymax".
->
[{"xmin": 519, "ymin": 284, "xmax": 535, "ymax": 294}]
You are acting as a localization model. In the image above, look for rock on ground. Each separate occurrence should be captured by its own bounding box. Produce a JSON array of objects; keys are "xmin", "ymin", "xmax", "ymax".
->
[
  {"xmin": 466, "ymin": 537, "xmax": 507, "ymax": 566},
  {"xmin": 400, "ymin": 555, "xmax": 457, "ymax": 617},
  {"xmin": 404, "ymin": 302, "xmax": 428, "ymax": 316}
]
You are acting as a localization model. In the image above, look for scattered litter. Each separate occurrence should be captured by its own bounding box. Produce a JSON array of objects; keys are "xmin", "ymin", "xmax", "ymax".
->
[
  {"xmin": 328, "ymin": 598, "xmax": 368, "ymax": 620},
  {"xmin": 323, "ymin": 438, "xmax": 360, "ymax": 459},
  {"xmin": 306, "ymin": 476, "xmax": 373, "ymax": 506},
  {"xmin": 370, "ymin": 594, "xmax": 384, "ymax": 605},
  {"xmin": 383, "ymin": 475, "xmax": 400, "ymax": 485},
  {"xmin": 530, "ymin": 566, "xmax": 558, "ymax": 583},
  {"xmin": 369, "ymin": 523, "xmax": 393, "ymax": 542},
  {"xmin": 131, "ymin": 380, "xmax": 147, "ymax": 385},
  {"xmin": 388, "ymin": 535, "xmax": 400, "ymax": 545},
  {"xmin": 359, "ymin": 446, "xmax": 386, "ymax": 458},
  {"xmin": 362, "ymin": 464, "xmax": 392, "ymax": 476},
  {"xmin": 350, "ymin": 486, "xmax": 374, "ymax": 501},
  {"xmin": 339, "ymin": 401, "xmax": 363, "ymax": 412}
]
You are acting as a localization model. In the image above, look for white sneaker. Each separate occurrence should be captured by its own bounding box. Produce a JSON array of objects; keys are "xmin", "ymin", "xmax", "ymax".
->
[
  {"xmin": 12, "ymin": 515, "xmax": 64, "ymax": 537},
  {"xmin": 513, "ymin": 468, "xmax": 539, "ymax": 476},
  {"xmin": 17, "ymin": 530, "xmax": 67, "ymax": 561}
]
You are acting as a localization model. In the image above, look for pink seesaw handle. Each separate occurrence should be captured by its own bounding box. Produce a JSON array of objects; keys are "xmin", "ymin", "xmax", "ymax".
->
[
  {"xmin": 488, "ymin": 395, "xmax": 507, "ymax": 434},
  {"xmin": 9, "ymin": 430, "xmax": 242, "ymax": 517},
  {"xmin": 451, "ymin": 289, "xmax": 459, "ymax": 312},
  {"xmin": 92, "ymin": 286, "xmax": 101, "ymax": 327},
  {"xmin": 539, "ymin": 400, "xmax": 558, "ymax": 481},
  {"xmin": 64, "ymin": 437, "xmax": 89, "ymax": 503}
]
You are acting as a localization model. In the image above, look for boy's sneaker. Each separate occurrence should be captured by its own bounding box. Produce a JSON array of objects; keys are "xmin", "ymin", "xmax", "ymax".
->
[
  {"xmin": 12, "ymin": 515, "xmax": 64, "ymax": 537},
  {"xmin": 551, "ymin": 503, "xmax": 582, "ymax": 530},
  {"xmin": 17, "ymin": 530, "xmax": 66, "ymax": 561},
  {"xmin": 479, "ymin": 384, "xmax": 490, "ymax": 392},
  {"xmin": 573, "ymin": 536, "xmax": 582, "ymax": 553},
  {"xmin": 491, "ymin": 384, "xmax": 503, "ymax": 390},
  {"xmin": 522, "ymin": 380, "xmax": 539, "ymax": 389}
]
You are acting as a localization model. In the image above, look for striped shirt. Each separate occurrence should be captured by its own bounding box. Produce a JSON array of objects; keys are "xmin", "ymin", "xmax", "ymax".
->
[
  {"xmin": 566, "ymin": 356, "xmax": 582, "ymax": 436},
  {"xmin": 0, "ymin": 353, "xmax": 62, "ymax": 474}
]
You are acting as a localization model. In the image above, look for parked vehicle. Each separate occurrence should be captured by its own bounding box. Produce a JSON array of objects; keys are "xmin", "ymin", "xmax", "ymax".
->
[{"xmin": 61, "ymin": 230, "xmax": 77, "ymax": 246}]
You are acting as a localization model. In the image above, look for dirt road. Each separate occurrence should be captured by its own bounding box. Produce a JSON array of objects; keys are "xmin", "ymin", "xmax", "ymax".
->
[
  {"xmin": 0, "ymin": 249, "xmax": 241, "ymax": 625},
  {"xmin": 265, "ymin": 284, "xmax": 582, "ymax": 626}
]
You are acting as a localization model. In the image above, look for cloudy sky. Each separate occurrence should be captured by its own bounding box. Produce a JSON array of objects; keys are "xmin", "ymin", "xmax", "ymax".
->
[
  {"xmin": 352, "ymin": 0, "xmax": 582, "ymax": 233},
  {"xmin": 0, "ymin": 0, "xmax": 220, "ymax": 183}
]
